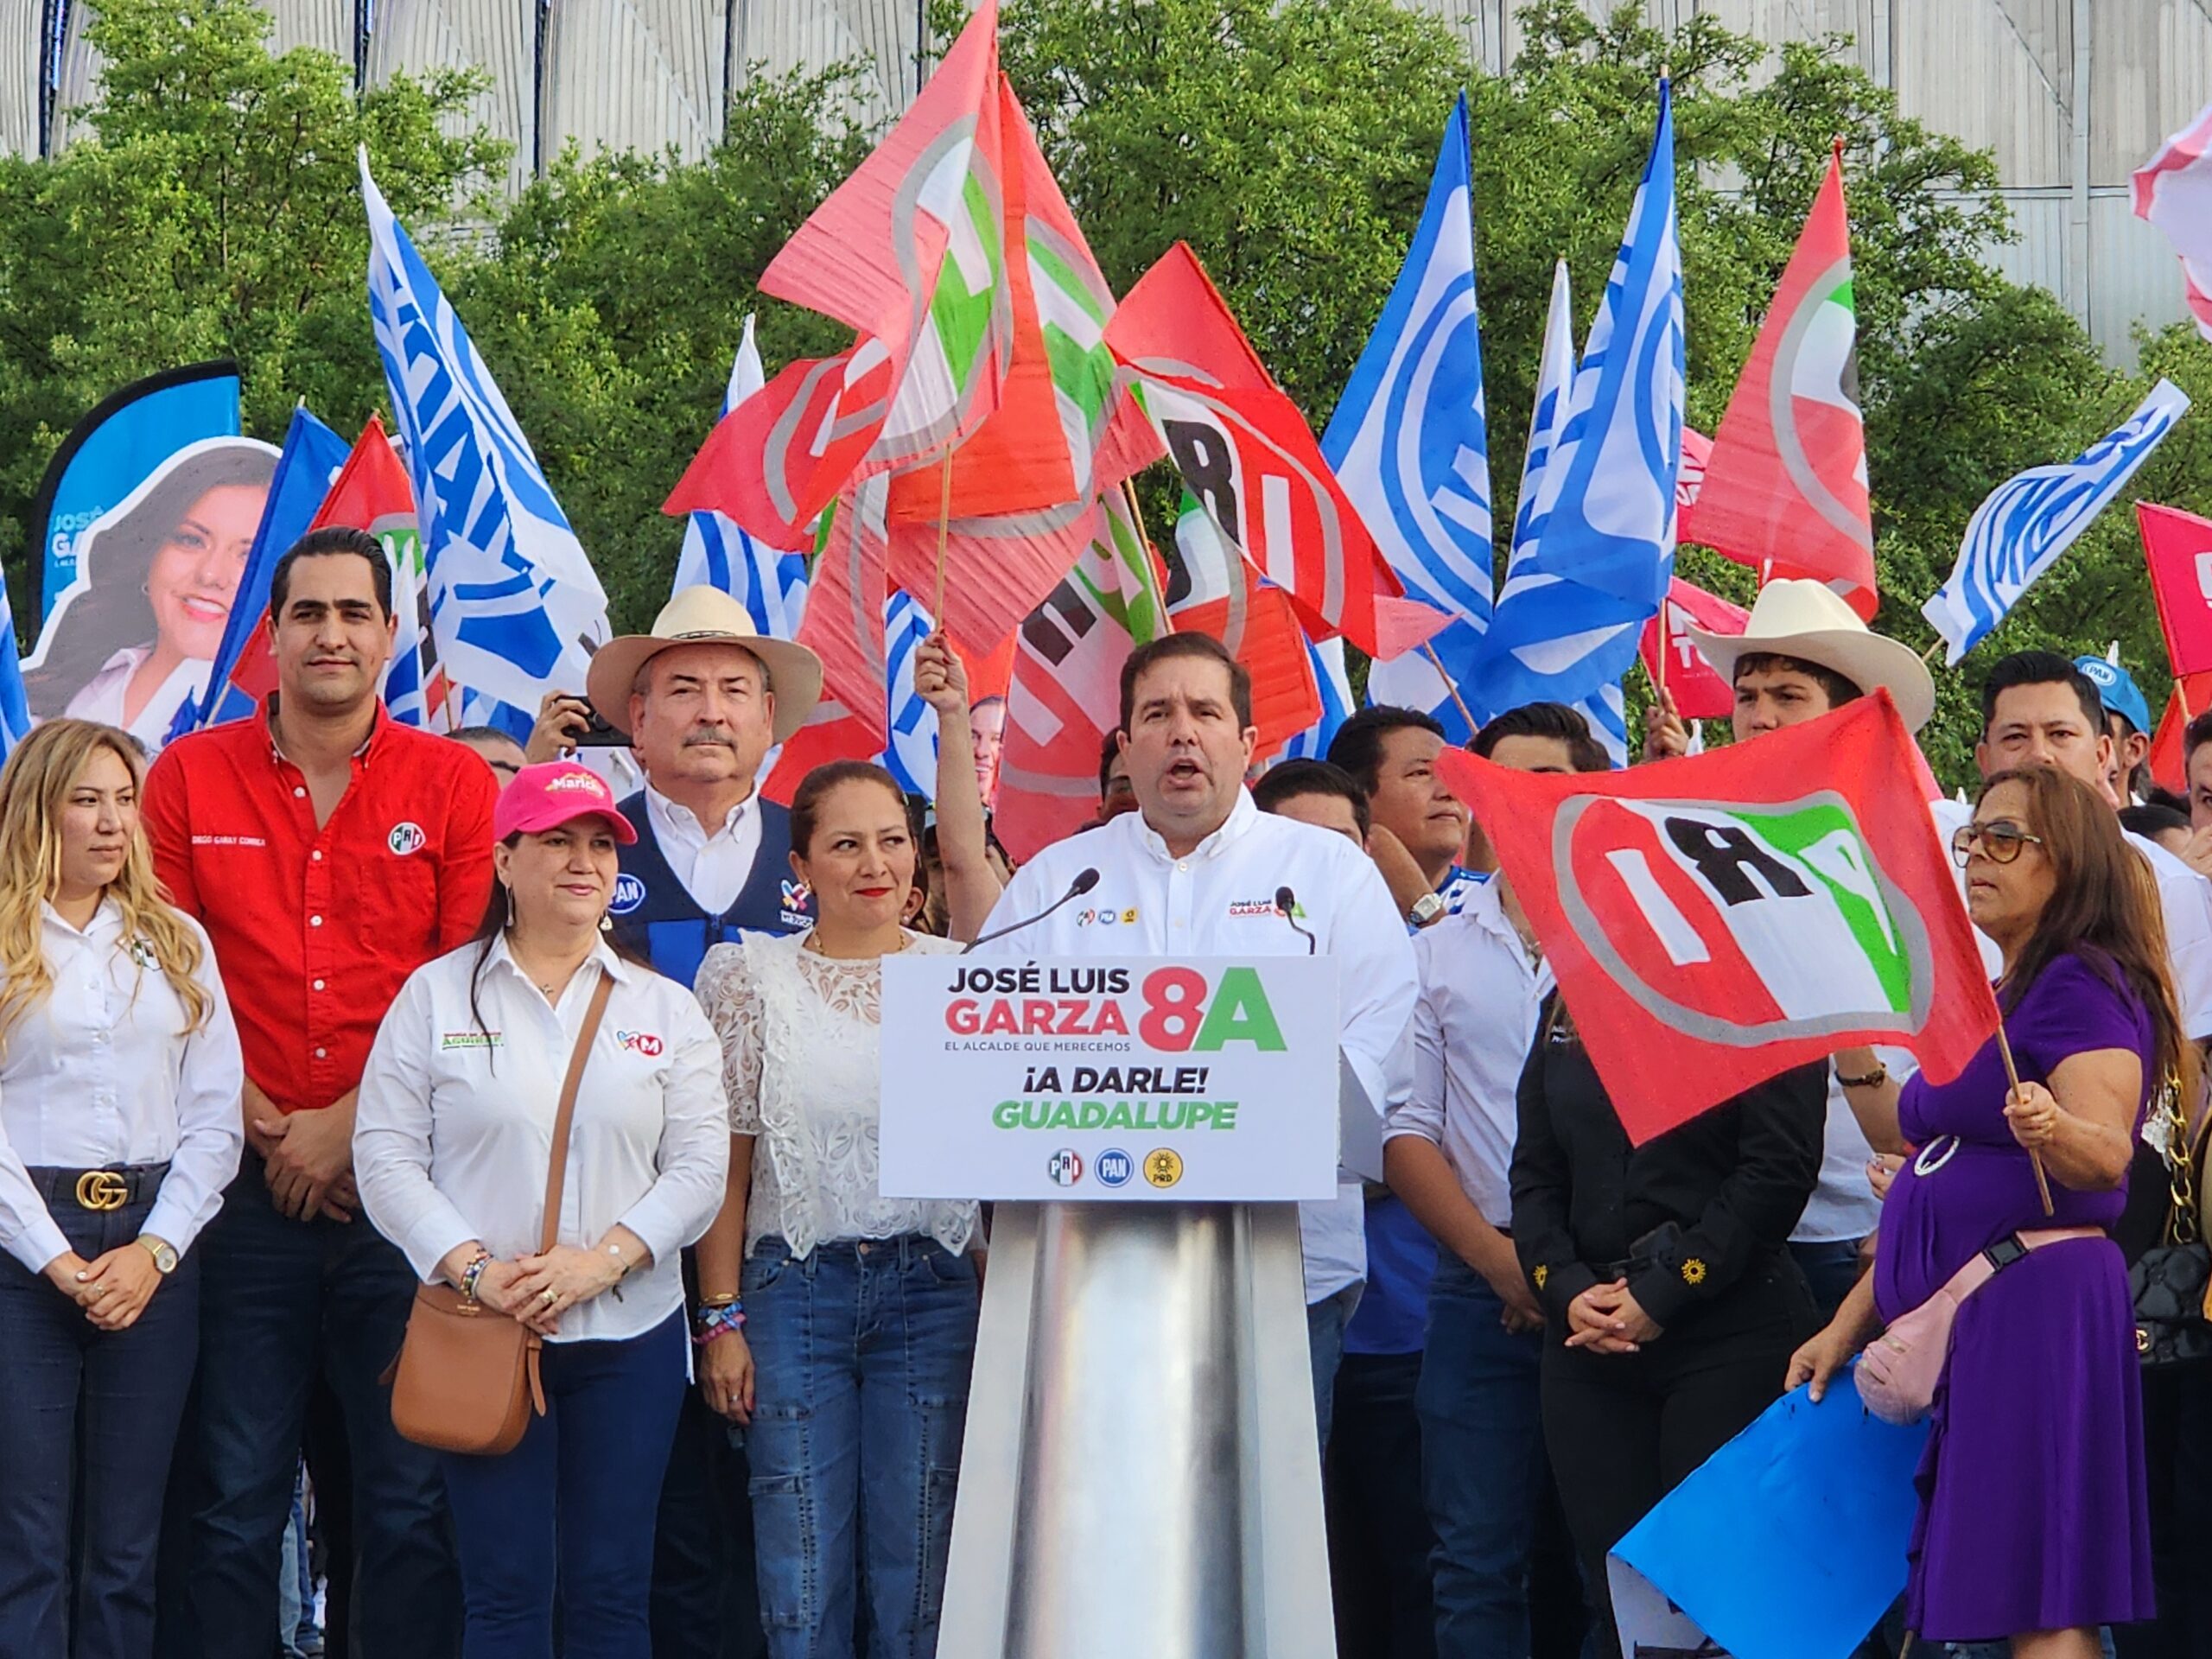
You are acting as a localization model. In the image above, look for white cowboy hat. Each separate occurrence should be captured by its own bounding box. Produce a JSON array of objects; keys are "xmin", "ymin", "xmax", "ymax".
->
[
  {"xmin": 585, "ymin": 586, "xmax": 823, "ymax": 744},
  {"xmin": 1683, "ymin": 578, "xmax": 1936, "ymax": 734}
]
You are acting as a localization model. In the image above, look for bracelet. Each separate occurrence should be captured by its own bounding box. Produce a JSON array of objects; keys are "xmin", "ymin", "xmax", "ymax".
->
[
  {"xmin": 1837, "ymin": 1063, "xmax": 1889, "ymax": 1090},
  {"xmin": 691, "ymin": 1302, "xmax": 747, "ymax": 1347},
  {"xmin": 459, "ymin": 1251, "xmax": 492, "ymax": 1304},
  {"xmin": 697, "ymin": 1291, "xmax": 740, "ymax": 1309}
]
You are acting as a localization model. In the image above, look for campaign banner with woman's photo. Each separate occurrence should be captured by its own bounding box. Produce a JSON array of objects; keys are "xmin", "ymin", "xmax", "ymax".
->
[{"xmin": 22, "ymin": 430, "xmax": 279, "ymax": 753}]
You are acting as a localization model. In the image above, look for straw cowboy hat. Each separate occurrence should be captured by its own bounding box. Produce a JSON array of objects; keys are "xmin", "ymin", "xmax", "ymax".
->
[
  {"xmin": 585, "ymin": 586, "xmax": 823, "ymax": 743},
  {"xmin": 1684, "ymin": 578, "xmax": 1936, "ymax": 734}
]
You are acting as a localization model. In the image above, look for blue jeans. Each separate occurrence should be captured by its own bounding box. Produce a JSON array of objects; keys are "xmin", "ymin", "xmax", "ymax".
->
[
  {"xmin": 741, "ymin": 1234, "xmax": 981, "ymax": 1659},
  {"xmin": 1417, "ymin": 1255, "xmax": 1549, "ymax": 1659},
  {"xmin": 1306, "ymin": 1282, "xmax": 1363, "ymax": 1452},
  {"xmin": 1789, "ymin": 1238, "xmax": 1866, "ymax": 1325},
  {"xmin": 439, "ymin": 1312, "xmax": 688, "ymax": 1659},
  {"xmin": 172, "ymin": 1161, "xmax": 460, "ymax": 1658},
  {"xmin": 0, "ymin": 1183, "xmax": 199, "ymax": 1659}
]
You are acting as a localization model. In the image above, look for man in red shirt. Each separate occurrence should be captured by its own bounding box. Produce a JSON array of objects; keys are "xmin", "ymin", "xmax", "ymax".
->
[{"xmin": 146, "ymin": 527, "xmax": 495, "ymax": 1658}]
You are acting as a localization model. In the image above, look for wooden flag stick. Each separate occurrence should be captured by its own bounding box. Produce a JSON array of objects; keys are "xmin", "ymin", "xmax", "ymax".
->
[
  {"xmin": 1421, "ymin": 640, "xmax": 1483, "ymax": 736},
  {"xmin": 1922, "ymin": 638, "xmax": 1945, "ymax": 665},
  {"xmin": 1994, "ymin": 1022, "xmax": 2056, "ymax": 1217},
  {"xmin": 1120, "ymin": 478, "xmax": 1155, "ymax": 553},
  {"xmin": 932, "ymin": 445, "xmax": 955, "ymax": 621},
  {"xmin": 2180, "ymin": 677, "xmax": 2194, "ymax": 723}
]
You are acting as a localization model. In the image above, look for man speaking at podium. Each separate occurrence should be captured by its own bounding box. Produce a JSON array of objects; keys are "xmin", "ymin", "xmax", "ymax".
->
[{"xmin": 949, "ymin": 632, "xmax": 1418, "ymax": 1659}]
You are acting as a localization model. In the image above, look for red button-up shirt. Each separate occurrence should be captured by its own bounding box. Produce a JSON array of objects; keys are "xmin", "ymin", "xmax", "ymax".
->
[{"xmin": 145, "ymin": 700, "xmax": 498, "ymax": 1113}]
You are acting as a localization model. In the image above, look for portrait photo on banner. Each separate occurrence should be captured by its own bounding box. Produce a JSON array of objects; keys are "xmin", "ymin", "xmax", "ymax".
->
[{"xmin": 22, "ymin": 435, "xmax": 278, "ymax": 753}]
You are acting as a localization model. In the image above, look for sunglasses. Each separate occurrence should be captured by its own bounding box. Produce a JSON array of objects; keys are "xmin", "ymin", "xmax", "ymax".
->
[{"xmin": 1950, "ymin": 820, "xmax": 2043, "ymax": 868}]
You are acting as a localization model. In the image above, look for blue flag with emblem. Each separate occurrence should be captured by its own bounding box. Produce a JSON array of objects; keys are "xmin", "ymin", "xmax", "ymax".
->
[
  {"xmin": 880, "ymin": 591, "xmax": 939, "ymax": 796},
  {"xmin": 171, "ymin": 405, "xmax": 351, "ymax": 741},
  {"xmin": 1474, "ymin": 86, "xmax": 1681, "ymax": 719},
  {"xmin": 676, "ymin": 315, "xmax": 811, "ymax": 635},
  {"xmin": 362, "ymin": 150, "xmax": 611, "ymax": 715},
  {"xmin": 0, "ymin": 582, "xmax": 33, "ymax": 763},
  {"xmin": 1324, "ymin": 93, "xmax": 1493, "ymax": 724},
  {"xmin": 1922, "ymin": 378, "xmax": 2190, "ymax": 667}
]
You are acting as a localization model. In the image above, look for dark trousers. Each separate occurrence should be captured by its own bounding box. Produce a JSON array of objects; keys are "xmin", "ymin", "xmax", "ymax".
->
[
  {"xmin": 0, "ymin": 1189, "xmax": 198, "ymax": 1659},
  {"xmin": 1326, "ymin": 1351, "xmax": 1438, "ymax": 1659},
  {"xmin": 1541, "ymin": 1255, "xmax": 1816, "ymax": 1659},
  {"xmin": 1789, "ymin": 1236, "xmax": 1866, "ymax": 1325},
  {"xmin": 440, "ymin": 1312, "xmax": 688, "ymax": 1659},
  {"xmin": 165, "ymin": 1162, "xmax": 459, "ymax": 1659},
  {"xmin": 2117, "ymin": 1364, "xmax": 2212, "ymax": 1659}
]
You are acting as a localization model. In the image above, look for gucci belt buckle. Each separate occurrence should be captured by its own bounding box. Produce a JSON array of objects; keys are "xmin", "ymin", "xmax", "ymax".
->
[{"xmin": 74, "ymin": 1169, "xmax": 128, "ymax": 1211}]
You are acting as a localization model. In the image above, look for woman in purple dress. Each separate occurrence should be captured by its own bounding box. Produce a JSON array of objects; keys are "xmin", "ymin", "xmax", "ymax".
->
[{"xmin": 1789, "ymin": 766, "xmax": 2190, "ymax": 1658}]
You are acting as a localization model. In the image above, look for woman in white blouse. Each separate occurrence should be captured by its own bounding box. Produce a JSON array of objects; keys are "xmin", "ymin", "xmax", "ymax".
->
[
  {"xmin": 693, "ymin": 638, "xmax": 995, "ymax": 1659},
  {"xmin": 354, "ymin": 760, "xmax": 728, "ymax": 1659},
  {"xmin": 0, "ymin": 718, "xmax": 243, "ymax": 1659}
]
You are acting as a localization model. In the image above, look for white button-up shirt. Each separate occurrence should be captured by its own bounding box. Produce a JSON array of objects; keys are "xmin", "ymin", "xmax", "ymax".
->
[
  {"xmin": 0, "ymin": 899, "xmax": 244, "ymax": 1274},
  {"xmin": 976, "ymin": 789, "xmax": 1420, "ymax": 1303},
  {"xmin": 645, "ymin": 785, "xmax": 764, "ymax": 915},
  {"xmin": 1387, "ymin": 880, "xmax": 1553, "ymax": 1229},
  {"xmin": 354, "ymin": 937, "xmax": 730, "ymax": 1343}
]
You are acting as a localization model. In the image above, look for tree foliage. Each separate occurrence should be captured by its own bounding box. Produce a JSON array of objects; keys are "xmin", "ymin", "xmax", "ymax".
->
[{"xmin": 3, "ymin": 0, "xmax": 2197, "ymax": 781}]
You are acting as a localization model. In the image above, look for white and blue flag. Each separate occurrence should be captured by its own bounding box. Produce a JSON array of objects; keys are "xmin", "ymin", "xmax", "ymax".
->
[
  {"xmin": 0, "ymin": 582, "xmax": 33, "ymax": 763},
  {"xmin": 363, "ymin": 150, "xmax": 610, "ymax": 719},
  {"xmin": 1474, "ymin": 84, "xmax": 1681, "ymax": 720},
  {"xmin": 1923, "ymin": 378, "xmax": 2191, "ymax": 666},
  {"xmin": 676, "ymin": 315, "xmax": 811, "ymax": 635},
  {"xmin": 1323, "ymin": 92, "xmax": 1494, "ymax": 726},
  {"xmin": 880, "ymin": 592, "xmax": 940, "ymax": 796}
]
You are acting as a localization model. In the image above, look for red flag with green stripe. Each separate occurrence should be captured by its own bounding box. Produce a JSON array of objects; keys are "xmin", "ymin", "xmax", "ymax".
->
[{"xmin": 1437, "ymin": 694, "xmax": 1996, "ymax": 1143}]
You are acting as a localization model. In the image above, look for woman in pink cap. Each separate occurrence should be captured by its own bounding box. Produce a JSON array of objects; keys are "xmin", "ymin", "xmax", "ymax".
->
[{"xmin": 353, "ymin": 760, "xmax": 730, "ymax": 1659}]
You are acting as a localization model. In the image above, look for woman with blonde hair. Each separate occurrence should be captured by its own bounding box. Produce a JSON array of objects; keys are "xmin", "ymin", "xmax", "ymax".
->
[{"xmin": 0, "ymin": 717, "xmax": 243, "ymax": 1658}]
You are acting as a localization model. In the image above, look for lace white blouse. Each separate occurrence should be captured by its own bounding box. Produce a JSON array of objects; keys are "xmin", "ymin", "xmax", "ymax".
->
[{"xmin": 696, "ymin": 929, "xmax": 976, "ymax": 1261}]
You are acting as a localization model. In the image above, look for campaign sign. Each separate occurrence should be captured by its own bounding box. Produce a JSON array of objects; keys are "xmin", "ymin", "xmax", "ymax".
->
[{"xmin": 879, "ymin": 955, "xmax": 1340, "ymax": 1202}]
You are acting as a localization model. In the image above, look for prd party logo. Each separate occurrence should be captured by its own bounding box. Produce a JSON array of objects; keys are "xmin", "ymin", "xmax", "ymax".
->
[{"xmin": 1553, "ymin": 791, "xmax": 1933, "ymax": 1047}]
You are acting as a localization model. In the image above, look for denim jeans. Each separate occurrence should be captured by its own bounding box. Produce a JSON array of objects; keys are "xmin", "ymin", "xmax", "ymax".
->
[
  {"xmin": 741, "ymin": 1234, "xmax": 981, "ymax": 1659},
  {"xmin": 171, "ymin": 1160, "xmax": 460, "ymax": 1658},
  {"xmin": 1306, "ymin": 1282, "xmax": 1363, "ymax": 1452},
  {"xmin": 439, "ymin": 1312, "xmax": 688, "ymax": 1659},
  {"xmin": 1415, "ymin": 1255, "xmax": 1553, "ymax": 1659},
  {"xmin": 278, "ymin": 1464, "xmax": 321, "ymax": 1658},
  {"xmin": 0, "ymin": 1183, "xmax": 199, "ymax": 1659}
]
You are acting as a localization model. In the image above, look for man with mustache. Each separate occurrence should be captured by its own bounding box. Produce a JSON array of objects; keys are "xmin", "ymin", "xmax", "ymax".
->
[{"xmin": 582, "ymin": 584, "xmax": 823, "ymax": 1659}]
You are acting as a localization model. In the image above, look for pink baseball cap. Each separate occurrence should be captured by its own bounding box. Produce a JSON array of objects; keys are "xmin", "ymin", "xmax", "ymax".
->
[{"xmin": 494, "ymin": 761, "xmax": 638, "ymax": 845}]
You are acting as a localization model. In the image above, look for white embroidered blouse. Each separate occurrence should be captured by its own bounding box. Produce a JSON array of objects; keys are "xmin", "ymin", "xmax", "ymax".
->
[{"xmin": 695, "ymin": 929, "xmax": 976, "ymax": 1260}]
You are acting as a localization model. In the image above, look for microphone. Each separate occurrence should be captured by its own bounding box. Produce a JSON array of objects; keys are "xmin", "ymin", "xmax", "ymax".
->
[
  {"xmin": 963, "ymin": 868, "xmax": 1102, "ymax": 954},
  {"xmin": 1275, "ymin": 886, "xmax": 1317, "ymax": 955}
]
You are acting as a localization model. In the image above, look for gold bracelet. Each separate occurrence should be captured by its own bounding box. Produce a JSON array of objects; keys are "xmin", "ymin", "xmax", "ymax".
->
[{"xmin": 697, "ymin": 1291, "xmax": 739, "ymax": 1308}]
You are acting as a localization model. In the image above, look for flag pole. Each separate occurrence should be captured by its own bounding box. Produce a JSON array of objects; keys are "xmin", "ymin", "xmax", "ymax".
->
[
  {"xmin": 1420, "ymin": 641, "xmax": 1482, "ymax": 737},
  {"xmin": 1922, "ymin": 638, "xmax": 1945, "ymax": 665},
  {"xmin": 1993, "ymin": 1024, "xmax": 2056, "ymax": 1217},
  {"xmin": 932, "ymin": 446, "xmax": 954, "ymax": 621},
  {"xmin": 1120, "ymin": 479, "xmax": 1154, "ymax": 554}
]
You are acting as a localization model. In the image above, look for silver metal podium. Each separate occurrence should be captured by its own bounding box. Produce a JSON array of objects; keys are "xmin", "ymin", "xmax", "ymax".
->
[{"xmin": 938, "ymin": 1200, "xmax": 1338, "ymax": 1658}]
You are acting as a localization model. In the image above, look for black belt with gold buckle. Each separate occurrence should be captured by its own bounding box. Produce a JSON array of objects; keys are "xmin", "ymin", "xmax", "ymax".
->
[{"xmin": 25, "ymin": 1163, "xmax": 168, "ymax": 1213}]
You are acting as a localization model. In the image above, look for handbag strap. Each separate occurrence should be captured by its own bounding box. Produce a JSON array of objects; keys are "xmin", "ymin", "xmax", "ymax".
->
[{"xmin": 539, "ymin": 971, "xmax": 616, "ymax": 1256}]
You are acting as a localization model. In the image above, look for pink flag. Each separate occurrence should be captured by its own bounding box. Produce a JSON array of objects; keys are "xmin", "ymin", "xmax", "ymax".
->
[
  {"xmin": 2135, "ymin": 99, "xmax": 2212, "ymax": 343},
  {"xmin": 1638, "ymin": 576, "xmax": 1746, "ymax": 720},
  {"xmin": 2139, "ymin": 502, "xmax": 2212, "ymax": 678}
]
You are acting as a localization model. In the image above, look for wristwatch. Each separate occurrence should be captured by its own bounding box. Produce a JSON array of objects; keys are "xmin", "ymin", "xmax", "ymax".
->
[
  {"xmin": 1409, "ymin": 892, "xmax": 1446, "ymax": 928},
  {"xmin": 137, "ymin": 1235, "xmax": 179, "ymax": 1275},
  {"xmin": 1836, "ymin": 1062, "xmax": 1889, "ymax": 1090}
]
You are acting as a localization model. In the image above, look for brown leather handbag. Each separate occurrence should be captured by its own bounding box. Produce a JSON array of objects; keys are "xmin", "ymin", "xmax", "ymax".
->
[{"xmin": 388, "ymin": 974, "xmax": 614, "ymax": 1456}]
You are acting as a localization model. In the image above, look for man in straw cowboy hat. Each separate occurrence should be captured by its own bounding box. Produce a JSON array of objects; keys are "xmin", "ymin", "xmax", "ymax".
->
[
  {"xmin": 581, "ymin": 583, "xmax": 821, "ymax": 1659},
  {"xmin": 1643, "ymin": 577, "xmax": 1939, "ymax": 1321}
]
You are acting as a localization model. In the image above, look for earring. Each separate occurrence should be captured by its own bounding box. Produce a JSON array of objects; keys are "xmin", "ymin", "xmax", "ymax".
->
[
  {"xmin": 600, "ymin": 910, "xmax": 613, "ymax": 933},
  {"xmin": 503, "ymin": 885, "xmax": 514, "ymax": 929}
]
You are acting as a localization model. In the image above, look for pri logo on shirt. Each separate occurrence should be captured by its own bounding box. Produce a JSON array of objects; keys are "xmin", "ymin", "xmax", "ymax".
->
[
  {"xmin": 616, "ymin": 1029, "xmax": 664, "ymax": 1058},
  {"xmin": 387, "ymin": 822, "xmax": 427, "ymax": 856},
  {"xmin": 1554, "ymin": 793, "xmax": 1932, "ymax": 1046}
]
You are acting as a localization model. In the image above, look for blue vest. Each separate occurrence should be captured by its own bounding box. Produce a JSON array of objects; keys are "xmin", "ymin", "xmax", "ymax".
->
[{"xmin": 609, "ymin": 791, "xmax": 812, "ymax": 988}]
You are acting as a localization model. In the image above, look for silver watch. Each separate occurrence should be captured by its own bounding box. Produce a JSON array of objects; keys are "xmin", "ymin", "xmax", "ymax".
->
[{"xmin": 1409, "ymin": 893, "xmax": 1446, "ymax": 928}]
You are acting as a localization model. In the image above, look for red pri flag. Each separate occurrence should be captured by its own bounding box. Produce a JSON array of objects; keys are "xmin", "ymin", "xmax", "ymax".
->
[
  {"xmin": 2148, "ymin": 671, "xmax": 2212, "ymax": 796},
  {"xmin": 1166, "ymin": 494, "xmax": 1321, "ymax": 755},
  {"xmin": 1435, "ymin": 694, "xmax": 1998, "ymax": 1144},
  {"xmin": 2139, "ymin": 502, "xmax": 2212, "ymax": 677},
  {"xmin": 1689, "ymin": 148, "xmax": 1878, "ymax": 619},
  {"xmin": 664, "ymin": 3, "xmax": 1004, "ymax": 543},
  {"xmin": 1638, "ymin": 576, "xmax": 1747, "ymax": 720},
  {"xmin": 1106, "ymin": 242, "xmax": 1440, "ymax": 660}
]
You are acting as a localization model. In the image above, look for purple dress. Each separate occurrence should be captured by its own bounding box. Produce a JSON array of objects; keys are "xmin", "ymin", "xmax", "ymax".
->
[{"xmin": 1874, "ymin": 950, "xmax": 2155, "ymax": 1642}]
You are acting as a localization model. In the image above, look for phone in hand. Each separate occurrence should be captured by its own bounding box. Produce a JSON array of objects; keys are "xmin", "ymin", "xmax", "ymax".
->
[{"xmin": 572, "ymin": 706, "xmax": 629, "ymax": 748}]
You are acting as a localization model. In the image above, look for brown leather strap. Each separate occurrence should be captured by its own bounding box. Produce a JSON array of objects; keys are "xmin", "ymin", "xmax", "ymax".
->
[{"xmin": 539, "ymin": 972, "xmax": 615, "ymax": 1256}]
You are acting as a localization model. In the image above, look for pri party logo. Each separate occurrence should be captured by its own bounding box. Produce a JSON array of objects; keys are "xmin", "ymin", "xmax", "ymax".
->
[{"xmin": 1553, "ymin": 791, "xmax": 1933, "ymax": 1047}]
